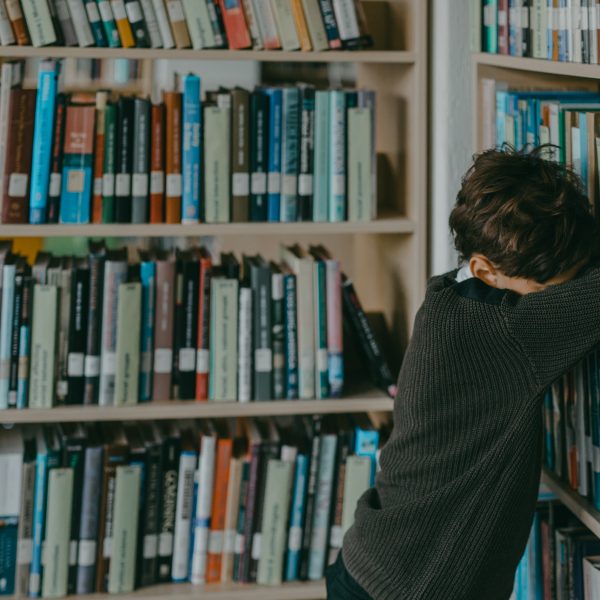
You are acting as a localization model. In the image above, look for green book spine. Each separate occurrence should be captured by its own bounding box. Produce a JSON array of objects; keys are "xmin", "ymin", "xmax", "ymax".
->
[
  {"xmin": 108, "ymin": 465, "xmax": 141, "ymax": 594},
  {"xmin": 42, "ymin": 468, "xmax": 73, "ymax": 598},
  {"xmin": 114, "ymin": 282, "xmax": 141, "ymax": 405},
  {"xmin": 102, "ymin": 103, "xmax": 117, "ymax": 223},
  {"xmin": 313, "ymin": 260, "xmax": 329, "ymax": 399},
  {"xmin": 341, "ymin": 455, "xmax": 371, "ymax": 535},
  {"xmin": 29, "ymin": 285, "xmax": 58, "ymax": 408},
  {"xmin": 347, "ymin": 107, "xmax": 373, "ymax": 222},
  {"xmin": 312, "ymin": 91, "xmax": 329, "ymax": 222},
  {"xmin": 256, "ymin": 459, "xmax": 293, "ymax": 585},
  {"xmin": 204, "ymin": 105, "xmax": 231, "ymax": 223}
]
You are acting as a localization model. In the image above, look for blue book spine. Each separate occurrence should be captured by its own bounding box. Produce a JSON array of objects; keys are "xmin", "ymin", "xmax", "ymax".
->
[
  {"xmin": 29, "ymin": 62, "xmax": 59, "ymax": 224},
  {"xmin": 283, "ymin": 273, "xmax": 298, "ymax": 399},
  {"xmin": 59, "ymin": 155, "xmax": 94, "ymax": 224},
  {"xmin": 16, "ymin": 323, "xmax": 30, "ymax": 409},
  {"xmin": 313, "ymin": 91, "xmax": 329, "ymax": 221},
  {"xmin": 495, "ymin": 90, "xmax": 508, "ymax": 147},
  {"xmin": 558, "ymin": 0, "xmax": 567, "ymax": 61},
  {"xmin": 328, "ymin": 91, "xmax": 346, "ymax": 222},
  {"xmin": 285, "ymin": 453, "xmax": 308, "ymax": 581},
  {"xmin": 186, "ymin": 469, "xmax": 199, "ymax": 582},
  {"xmin": 0, "ymin": 265, "xmax": 15, "ymax": 409},
  {"xmin": 182, "ymin": 74, "xmax": 201, "ymax": 223},
  {"xmin": 0, "ymin": 517, "xmax": 18, "ymax": 596},
  {"xmin": 484, "ymin": 0, "xmax": 498, "ymax": 53},
  {"xmin": 264, "ymin": 88, "xmax": 282, "ymax": 222},
  {"xmin": 281, "ymin": 88, "xmax": 300, "ymax": 222},
  {"xmin": 139, "ymin": 261, "xmax": 155, "ymax": 402},
  {"xmin": 508, "ymin": 0, "xmax": 517, "ymax": 55},
  {"xmin": 354, "ymin": 428, "xmax": 380, "ymax": 486},
  {"xmin": 29, "ymin": 452, "xmax": 49, "ymax": 597},
  {"xmin": 84, "ymin": 0, "xmax": 108, "ymax": 46}
]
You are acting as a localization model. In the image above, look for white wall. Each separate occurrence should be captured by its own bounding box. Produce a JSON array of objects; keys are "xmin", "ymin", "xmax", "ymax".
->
[{"xmin": 430, "ymin": 0, "xmax": 474, "ymax": 275}]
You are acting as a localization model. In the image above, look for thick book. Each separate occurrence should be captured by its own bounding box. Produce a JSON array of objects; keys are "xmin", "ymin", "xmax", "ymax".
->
[
  {"xmin": 263, "ymin": 88, "xmax": 282, "ymax": 222},
  {"xmin": 164, "ymin": 91, "xmax": 183, "ymax": 223},
  {"xmin": 249, "ymin": 91, "xmax": 268, "ymax": 221},
  {"xmin": 280, "ymin": 87, "xmax": 300, "ymax": 222},
  {"xmin": 231, "ymin": 88, "xmax": 250, "ymax": 222},
  {"xmin": 5, "ymin": 1, "xmax": 30, "ymax": 45},
  {"xmin": 285, "ymin": 451, "xmax": 308, "ymax": 580},
  {"xmin": 348, "ymin": 104, "xmax": 374, "ymax": 221},
  {"xmin": 59, "ymin": 103, "xmax": 96, "ymax": 224},
  {"xmin": 92, "ymin": 92, "xmax": 107, "ymax": 223},
  {"xmin": 204, "ymin": 103, "xmax": 231, "ymax": 223},
  {"xmin": 67, "ymin": 0, "xmax": 95, "ymax": 46},
  {"xmin": 206, "ymin": 0, "xmax": 226, "ymax": 47},
  {"xmin": 241, "ymin": 0, "xmax": 262, "ymax": 48},
  {"xmin": 101, "ymin": 102, "xmax": 117, "ymax": 223},
  {"xmin": 152, "ymin": 0, "xmax": 174, "ymax": 48},
  {"xmin": 115, "ymin": 96, "xmax": 134, "ymax": 223},
  {"xmin": 54, "ymin": 0, "xmax": 77, "ymax": 45},
  {"xmin": 131, "ymin": 97, "xmax": 150, "ymax": 223},
  {"xmin": 29, "ymin": 60, "xmax": 59, "ymax": 225},
  {"xmin": 21, "ymin": 0, "xmax": 57, "ymax": 46},
  {"xmin": 164, "ymin": 0, "xmax": 191, "ymax": 48},
  {"xmin": 139, "ymin": 258, "xmax": 155, "ymax": 402},
  {"xmin": 217, "ymin": 0, "xmax": 251, "ymax": 48},
  {"xmin": 47, "ymin": 94, "xmax": 67, "ymax": 223},
  {"xmin": 301, "ymin": 0, "xmax": 328, "ymax": 50},
  {"xmin": 270, "ymin": 0, "xmax": 300, "ymax": 50},
  {"xmin": 181, "ymin": 0, "xmax": 212, "ymax": 48},
  {"xmin": 110, "ymin": 0, "xmax": 135, "ymax": 46},
  {"xmin": 97, "ymin": 0, "xmax": 121, "ymax": 47},
  {"xmin": 182, "ymin": 74, "xmax": 201, "ymax": 223},
  {"xmin": 124, "ymin": 0, "xmax": 150, "ymax": 46},
  {"xmin": 195, "ymin": 249, "xmax": 212, "ymax": 401},
  {"xmin": 341, "ymin": 454, "xmax": 371, "ymax": 535},
  {"xmin": 332, "ymin": 0, "xmax": 372, "ymax": 49},
  {"xmin": 149, "ymin": 102, "xmax": 165, "ymax": 223}
]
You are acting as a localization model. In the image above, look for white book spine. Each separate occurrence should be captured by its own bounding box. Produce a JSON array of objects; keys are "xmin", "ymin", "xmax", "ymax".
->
[
  {"xmin": 0, "ymin": 0, "xmax": 15, "ymax": 44},
  {"xmin": 590, "ymin": 1, "xmax": 598, "ymax": 63},
  {"xmin": 171, "ymin": 451, "xmax": 197, "ymax": 581},
  {"xmin": 573, "ymin": 0, "xmax": 582, "ymax": 63},
  {"xmin": 151, "ymin": 0, "xmax": 175, "ymax": 47},
  {"xmin": 237, "ymin": 287, "xmax": 252, "ymax": 403},
  {"xmin": 331, "ymin": 0, "xmax": 360, "ymax": 40},
  {"xmin": 67, "ymin": 0, "xmax": 95, "ymax": 46},
  {"xmin": 241, "ymin": 0, "xmax": 263, "ymax": 48},
  {"xmin": 0, "ymin": 264, "xmax": 14, "ymax": 408},
  {"xmin": 20, "ymin": 0, "xmax": 57, "ymax": 46},
  {"xmin": 252, "ymin": 0, "xmax": 279, "ymax": 47},
  {"xmin": 270, "ymin": 0, "xmax": 300, "ymax": 50},
  {"xmin": 140, "ymin": 0, "xmax": 163, "ymax": 47},
  {"xmin": 190, "ymin": 435, "xmax": 216, "ymax": 584}
]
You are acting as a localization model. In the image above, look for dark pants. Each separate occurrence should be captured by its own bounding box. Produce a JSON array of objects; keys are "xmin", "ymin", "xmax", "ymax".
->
[{"xmin": 325, "ymin": 552, "xmax": 373, "ymax": 600}]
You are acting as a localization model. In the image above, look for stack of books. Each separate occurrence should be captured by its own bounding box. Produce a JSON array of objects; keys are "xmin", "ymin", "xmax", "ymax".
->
[
  {"xmin": 0, "ymin": 0, "xmax": 373, "ymax": 51},
  {"xmin": 0, "ymin": 240, "xmax": 397, "ymax": 410},
  {"xmin": 475, "ymin": 0, "xmax": 600, "ymax": 64},
  {"xmin": 0, "ymin": 60, "xmax": 377, "ymax": 224},
  {"xmin": 0, "ymin": 413, "xmax": 387, "ymax": 596}
]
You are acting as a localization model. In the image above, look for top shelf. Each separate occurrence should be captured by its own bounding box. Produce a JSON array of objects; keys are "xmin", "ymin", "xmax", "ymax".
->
[
  {"xmin": 473, "ymin": 52, "xmax": 600, "ymax": 80},
  {"xmin": 0, "ymin": 46, "xmax": 416, "ymax": 64}
]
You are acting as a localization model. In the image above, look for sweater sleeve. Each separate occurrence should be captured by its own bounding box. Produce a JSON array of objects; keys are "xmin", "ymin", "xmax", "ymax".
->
[{"xmin": 502, "ymin": 265, "xmax": 600, "ymax": 388}]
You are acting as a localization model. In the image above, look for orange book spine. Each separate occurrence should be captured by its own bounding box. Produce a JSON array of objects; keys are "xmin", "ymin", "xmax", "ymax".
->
[
  {"xmin": 150, "ymin": 102, "xmax": 165, "ymax": 223},
  {"xmin": 552, "ymin": 0, "xmax": 559, "ymax": 62},
  {"xmin": 195, "ymin": 255, "xmax": 212, "ymax": 401},
  {"xmin": 217, "ymin": 0, "xmax": 251, "ymax": 49},
  {"xmin": 291, "ymin": 0, "xmax": 311, "ymax": 51},
  {"xmin": 164, "ymin": 91, "xmax": 182, "ymax": 223},
  {"xmin": 5, "ymin": 0, "xmax": 29, "ymax": 45},
  {"xmin": 92, "ymin": 92, "xmax": 107, "ymax": 224},
  {"xmin": 110, "ymin": 0, "xmax": 135, "ymax": 47},
  {"xmin": 206, "ymin": 438, "xmax": 233, "ymax": 583}
]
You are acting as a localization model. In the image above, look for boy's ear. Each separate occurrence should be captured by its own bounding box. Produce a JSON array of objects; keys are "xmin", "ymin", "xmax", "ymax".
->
[{"xmin": 469, "ymin": 254, "xmax": 499, "ymax": 288}]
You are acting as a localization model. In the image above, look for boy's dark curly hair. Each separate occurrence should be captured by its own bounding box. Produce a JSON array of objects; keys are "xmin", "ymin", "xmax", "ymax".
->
[{"xmin": 449, "ymin": 145, "xmax": 600, "ymax": 283}]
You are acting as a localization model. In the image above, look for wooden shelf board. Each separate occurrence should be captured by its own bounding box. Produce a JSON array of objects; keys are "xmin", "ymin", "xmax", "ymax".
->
[
  {"xmin": 541, "ymin": 469, "xmax": 600, "ymax": 538},
  {"xmin": 0, "ymin": 46, "xmax": 415, "ymax": 64},
  {"xmin": 0, "ymin": 216, "xmax": 414, "ymax": 237},
  {"xmin": 0, "ymin": 390, "xmax": 393, "ymax": 424},
  {"xmin": 473, "ymin": 52, "xmax": 600, "ymax": 79},
  {"xmin": 67, "ymin": 580, "xmax": 325, "ymax": 600}
]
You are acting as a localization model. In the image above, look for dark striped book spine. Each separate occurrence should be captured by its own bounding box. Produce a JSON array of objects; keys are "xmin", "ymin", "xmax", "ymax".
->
[
  {"xmin": 67, "ymin": 266, "xmax": 90, "ymax": 405},
  {"xmin": 317, "ymin": 0, "xmax": 342, "ymax": 48},
  {"xmin": 115, "ymin": 96, "xmax": 134, "ymax": 223},
  {"xmin": 8, "ymin": 269, "xmax": 23, "ymax": 408},
  {"xmin": 139, "ymin": 440, "xmax": 161, "ymax": 586},
  {"xmin": 249, "ymin": 91, "xmax": 268, "ymax": 222},
  {"xmin": 124, "ymin": 0, "xmax": 150, "ymax": 46},
  {"xmin": 271, "ymin": 270, "xmax": 285, "ymax": 399},
  {"xmin": 83, "ymin": 253, "xmax": 104, "ymax": 405},
  {"xmin": 177, "ymin": 256, "xmax": 199, "ymax": 400},
  {"xmin": 298, "ymin": 86, "xmax": 315, "ymax": 221},
  {"xmin": 131, "ymin": 97, "xmax": 150, "ymax": 223},
  {"xmin": 283, "ymin": 272, "xmax": 298, "ymax": 399},
  {"xmin": 250, "ymin": 259, "xmax": 272, "ymax": 400},
  {"xmin": 46, "ymin": 94, "xmax": 66, "ymax": 224}
]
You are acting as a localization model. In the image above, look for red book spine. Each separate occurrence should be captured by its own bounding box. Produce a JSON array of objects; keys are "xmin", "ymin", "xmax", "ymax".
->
[
  {"xmin": 164, "ymin": 91, "xmax": 182, "ymax": 224},
  {"xmin": 150, "ymin": 102, "xmax": 165, "ymax": 223},
  {"xmin": 195, "ymin": 255, "xmax": 212, "ymax": 401},
  {"xmin": 217, "ymin": 0, "xmax": 251, "ymax": 49},
  {"xmin": 92, "ymin": 94, "xmax": 107, "ymax": 224}
]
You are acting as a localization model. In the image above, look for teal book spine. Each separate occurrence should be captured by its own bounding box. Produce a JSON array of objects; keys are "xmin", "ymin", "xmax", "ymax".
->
[
  {"xmin": 139, "ymin": 260, "xmax": 155, "ymax": 402},
  {"xmin": 313, "ymin": 260, "xmax": 329, "ymax": 399},
  {"xmin": 327, "ymin": 90, "xmax": 346, "ymax": 222},
  {"xmin": 284, "ymin": 453, "xmax": 308, "ymax": 581},
  {"xmin": 96, "ymin": 0, "xmax": 121, "ymax": 47},
  {"xmin": 263, "ymin": 87, "xmax": 282, "ymax": 222},
  {"xmin": 312, "ymin": 91, "xmax": 329, "ymax": 222},
  {"xmin": 182, "ymin": 74, "xmax": 201, "ymax": 223},
  {"xmin": 0, "ymin": 264, "xmax": 15, "ymax": 409}
]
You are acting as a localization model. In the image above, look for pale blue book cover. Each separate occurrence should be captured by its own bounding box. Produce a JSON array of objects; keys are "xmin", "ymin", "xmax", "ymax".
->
[
  {"xmin": 182, "ymin": 74, "xmax": 201, "ymax": 223},
  {"xmin": 285, "ymin": 453, "xmax": 308, "ymax": 581},
  {"xmin": 263, "ymin": 88, "xmax": 282, "ymax": 222},
  {"xmin": 0, "ymin": 264, "xmax": 15, "ymax": 409},
  {"xmin": 354, "ymin": 427, "xmax": 380, "ymax": 486},
  {"xmin": 313, "ymin": 91, "xmax": 329, "ymax": 222},
  {"xmin": 139, "ymin": 260, "xmax": 155, "ymax": 402},
  {"xmin": 29, "ymin": 61, "xmax": 59, "ymax": 224},
  {"xmin": 327, "ymin": 90, "xmax": 346, "ymax": 222}
]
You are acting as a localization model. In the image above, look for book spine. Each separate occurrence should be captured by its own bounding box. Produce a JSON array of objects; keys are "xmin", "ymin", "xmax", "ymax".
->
[
  {"xmin": 312, "ymin": 91, "xmax": 329, "ymax": 222},
  {"xmin": 149, "ymin": 103, "xmax": 165, "ymax": 223},
  {"xmin": 125, "ymin": 0, "xmax": 150, "ymax": 46},
  {"xmin": 115, "ymin": 97, "xmax": 133, "ymax": 222},
  {"xmin": 6, "ymin": 270, "xmax": 21, "ymax": 408},
  {"xmin": 181, "ymin": 0, "xmax": 207, "ymax": 48},
  {"xmin": 91, "ymin": 93, "xmax": 107, "ymax": 223},
  {"xmin": 204, "ymin": 104, "xmax": 231, "ymax": 223},
  {"xmin": 284, "ymin": 453, "xmax": 308, "ymax": 581},
  {"xmin": 0, "ymin": 263, "xmax": 14, "ymax": 409},
  {"xmin": 0, "ymin": 0, "xmax": 15, "ymax": 44},
  {"xmin": 206, "ymin": 0, "xmax": 225, "ymax": 47},
  {"xmin": 325, "ymin": 258, "xmax": 342, "ymax": 396},
  {"xmin": 20, "ymin": 0, "xmax": 57, "ymax": 46},
  {"xmin": 251, "ymin": 265, "xmax": 272, "ymax": 401},
  {"xmin": 328, "ymin": 90, "xmax": 346, "ymax": 222},
  {"xmin": 265, "ymin": 89, "xmax": 282, "ymax": 222},
  {"xmin": 280, "ymin": 87, "xmax": 300, "ymax": 222},
  {"xmin": 217, "ymin": 0, "xmax": 251, "ymax": 48},
  {"xmin": 110, "ymin": 0, "xmax": 135, "ymax": 46},
  {"xmin": 16, "ymin": 276, "xmax": 32, "ymax": 408},
  {"xmin": 298, "ymin": 87, "xmax": 315, "ymax": 221},
  {"xmin": 140, "ymin": 0, "xmax": 162, "ymax": 47},
  {"xmin": 139, "ymin": 261, "xmax": 155, "ymax": 402},
  {"xmin": 5, "ymin": 0, "xmax": 30, "ymax": 44},
  {"xmin": 165, "ymin": 0, "xmax": 191, "ymax": 47},
  {"xmin": 152, "ymin": 259, "xmax": 175, "ymax": 401},
  {"xmin": 56, "ymin": 267, "xmax": 72, "ymax": 405},
  {"xmin": 195, "ymin": 257, "xmax": 211, "ymax": 401},
  {"xmin": 241, "ymin": 0, "xmax": 263, "ymax": 48},
  {"xmin": 182, "ymin": 74, "xmax": 201, "ymax": 223},
  {"xmin": 232, "ymin": 459, "xmax": 250, "ymax": 581},
  {"xmin": 83, "ymin": 253, "xmax": 104, "ymax": 405},
  {"xmin": 29, "ymin": 450, "xmax": 49, "ymax": 597},
  {"xmin": 152, "ymin": 0, "xmax": 175, "ymax": 48},
  {"xmin": 301, "ymin": 0, "xmax": 328, "ymax": 50},
  {"xmin": 66, "ymin": 269, "xmax": 90, "ymax": 405},
  {"xmin": 0, "ymin": 63, "xmax": 19, "ymax": 218},
  {"xmin": 171, "ymin": 450, "xmax": 196, "ymax": 582},
  {"xmin": 313, "ymin": 260, "xmax": 329, "ymax": 399},
  {"xmin": 101, "ymin": 102, "xmax": 117, "ymax": 222},
  {"xmin": 177, "ymin": 259, "xmax": 199, "ymax": 399},
  {"xmin": 157, "ymin": 436, "xmax": 179, "ymax": 582},
  {"xmin": 271, "ymin": 0, "xmax": 300, "ymax": 50},
  {"xmin": 283, "ymin": 272, "xmax": 298, "ymax": 399},
  {"xmin": 221, "ymin": 458, "xmax": 242, "ymax": 583},
  {"xmin": 327, "ymin": 434, "xmax": 349, "ymax": 566},
  {"xmin": 96, "ymin": 0, "xmax": 121, "ymax": 47},
  {"xmin": 347, "ymin": 105, "xmax": 373, "ymax": 222},
  {"xmin": 317, "ymin": 0, "xmax": 341, "ymax": 48},
  {"xmin": 84, "ymin": 0, "xmax": 108, "ymax": 45},
  {"xmin": 54, "ymin": 0, "xmax": 78, "ymax": 45},
  {"xmin": 291, "ymin": 0, "xmax": 312, "ymax": 50},
  {"xmin": 47, "ymin": 95, "xmax": 67, "ymax": 224},
  {"xmin": 231, "ymin": 89, "xmax": 250, "ymax": 222},
  {"xmin": 98, "ymin": 260, "xmax": 127, "ymax": 406},
  {"xmin": 15, "ymin": 458, "xmax": 35, "ymax": 594},
  {"xmin": 249, "ymin": 92, "xmax": 268, "ymax": 221},
  {"xmin": 237, "ymin": 286, "xmax": 252, "ymax": 403},
  {"xmin": 131, "ymin": 97, "xmax": 150, "ymax": 223},
  {"xmin": 271, "ymin": 271, "xmax": 285, "ymax": 399},
  {"xmin": 139, "ymin": 442, "xmax": 161, "ymax": 586},
  {"xmin": 67, "ymin": 0, "xmax": 95, "ymax": 46},
  {"xmin": 164, "ymin": 91, "xmax": 182, "ymax": 223},
  {"xmin": 251, "ymin": 0, "xmax": 280, "ymax": 48}
]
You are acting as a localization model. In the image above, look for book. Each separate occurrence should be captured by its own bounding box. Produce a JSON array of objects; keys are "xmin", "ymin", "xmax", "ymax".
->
[
  {"xmin": 312, "ymin": 90, "xmax": 329, "ymax": 222},
  {"xmin": 231, "ymin": 88, "xmax": 250, "ymax": 222},
  {"xmin": 204, "ymin": 103, "xmax": 231, "ymax": 223},
  {"xmin": 181, "ymin": 0, "xmax": 212, "ymax": 48},
  {"xmin": 101, "ymin": 102, "xmax": 117, "ymax": 222},
  {"xmin": 238, "ymin": 285, "xmax": 253, "ymax": 403},
  {"xmin": 164, "ymin": 91, "xmax": 183, "ymax": 223},
  {"xmin": 21, "ymin": 0, "xmax": 57, "ymax": 46},
  {"xmin": 131, "ymin": 97, "xmax": 150, "ymax": 223},
  {"xmin": 328, "ymin": 90, "xmax": 346, "ymax": 222},
  {"xmin": 5, "ymin": 1, "xmax": 30, "ymax": 45},
  {"xmin": 341, "ymin": 454, "xmax": 370, "ymax": 534},
  {"xmin": 92, "ymin": 92, "xmax": 107, "ymax": 223},
  {"xmin": 0, "ymin": 0, "xmax": 15, "ymax": 45},
  {"xmin": 139, "ymin": 258, "xmax": 155, "ymax": 402},
  {"xmin": 262, "ymin": 88, "xmax": 282, "ymax": 222},
  {"xmin": 97, "ymin": 0, "xmax": 121, "ymax": 47},
  {"xmin": 317, "ymin": 0, "xmax": 341, "ymax": 48},
  {"xmin": 16, "ymin": 275, "xmax": 33, "ymax": 409},
  {"xmin": 84, "ymin": 0, "xmax": 108, "ymax": 46},
  {"xmin": 181, "ymin": 74, "xmax": 201, "ymax": 223},
  {"xmin": 291, "ymin": 0, "xmax": 311, "ymax": 50},
  {"xmin": 140, "ymin": 0, "xmax": 162, "ymax": 47},
  {"xmin": 270, "ymin": 0, "xmax": 300, "ymax": 50},
  {"xmin": 0, "ymin": 261, "xmax": 14, "ymax": 409},
  {"xmin": 252, "ymin": 0, "xmax": 279, "ymax": 48},
  {"xmin": 125, "ymin": 0, "xmax": 150, "ymax": 46},
  {"xmin": 150, "ymin": 102, "xmax": 165, "ymax": 223},
  {"xmin": 115, "ymin": 96, "xmax": 134, "ymax": 222},
  {"xmin": 195, "ymin": 249, "xmax": 212, "ymax": 401},
  {"xmin": 220, "ymin": 454, "xmax": 243, "ymax": 582},
  {"xmin": 301, "ymin": 0, "xmax": 328, "ymax": 50},
  {"xmin": 54, "ymin": 0, "xmax": 78, "ymax": 45},
  {"xmin": 110, "ymin": 0, "xmax": 135, "ymax": 47},
  {"xmin": 68, "ymin": 0, "xmax": 95, "ymax": 46},
  {"xmin": 312, "ymin": 255, "xmax": 329, "ymax": 399},
  {"xmin": 217, "ymin": 0, "xmax": 251, "ymax": 48},
  {"xmin": 285, "ymin": 451, "xmax": 308, "ymax": 580},
  {"xmin": 152, "ymin": 0, "xmax": 175, "ymax": 48},
  {"xmin": 280, "ymin": 87, "xmax": 300, "ymax": 222},
  {"xmin": 249, "ymin": 91, "xmax": 268, "ymax": 221},
  {"xmin": 164, "ymin": 0, "xmax": 191, "ymax": 48},
  {"xmin": 241, "ymin": 0, "xmax": 262, "ymax": 48},
  {"xmin": 298, "ymin": 85, "xmax": 315, "ymax": 220}
]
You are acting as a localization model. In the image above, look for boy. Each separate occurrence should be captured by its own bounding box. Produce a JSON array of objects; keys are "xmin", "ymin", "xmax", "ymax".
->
[{"xmin": 327, "ymin": 147, "xmax": 600, "ymax": 599}]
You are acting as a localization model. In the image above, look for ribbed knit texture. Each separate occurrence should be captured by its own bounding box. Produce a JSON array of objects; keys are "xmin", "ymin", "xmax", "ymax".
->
[{"xmin": 343, "ymin": 267, "xmax": 600, "ymax": 600}]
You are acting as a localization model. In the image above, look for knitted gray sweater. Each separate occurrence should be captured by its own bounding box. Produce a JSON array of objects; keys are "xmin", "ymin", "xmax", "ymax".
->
[{"xmin": 343, "ymin": 267, "xmax": 600, "ymax": 600}]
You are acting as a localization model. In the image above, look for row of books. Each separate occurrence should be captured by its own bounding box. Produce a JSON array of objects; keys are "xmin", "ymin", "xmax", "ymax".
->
[
  {"xmin": 480, "ymin": 84, "xmax": 600, "ymax": 214},
  {"xmin": 474, "ymin": 0, "xmax": 600, "ymax": 64},
  {"xmin": 0, "ymin": 240, "xmax": 397, "ymax": 410},
  {"xmin": 0, "ymin": 413, "xmax": 387, "ymax": 596},
  {"xmin": 0, "ymin": 60, "xmax": 377, "ymax": 224},
  {"xmin": 0, "ymin": 0, "xmax": 373, "ymax": 51}
]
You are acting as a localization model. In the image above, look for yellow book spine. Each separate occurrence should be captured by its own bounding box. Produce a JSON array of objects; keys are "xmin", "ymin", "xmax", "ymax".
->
[
  {"xmin": 110, "ymin": 0, "xmax": 135, "ymax": 47},
  {"xmin": 291, "ymin": 0, "xmax": 312, "ymax": 51}
]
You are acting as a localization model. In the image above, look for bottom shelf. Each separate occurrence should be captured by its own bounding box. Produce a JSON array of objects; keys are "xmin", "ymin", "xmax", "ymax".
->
[
  {"xmin": 541, "ymin": 468, "xmax": 600, "ymax": 538},
  {"xmin": 66, "ymin": 581, "xmax": 326, "ymax": 600}
]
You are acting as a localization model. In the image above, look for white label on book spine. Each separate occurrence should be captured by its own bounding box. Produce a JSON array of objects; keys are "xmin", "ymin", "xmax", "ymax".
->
[
  {"xmin": 151, "ymin": 170, "xmax": 164, "ymax": 194},
  {"xmin": 144, "ymin": 534, "xmax": 158, "ymax": 558},
  {"xmin": 78, "ymin": 540, "xmax": 96, "ymax": 567},
  {"xmin": 255, "ymin": 348, "xmax": 272, "ymax": 373},
  {"xmin": 166, "ymin": 0, "xmax": 184, "ymax": 21},
  {"xmin": 49, "ymin": 173, "xmax": 62, "ymax": 197},
  {"xmin": 483, "ymin": 4, "xmax": 493, "ymax": 26},
  {"xmin": 329, "ymin": 525, "xmax": 342, "ymax": 548},
  {"xmin": 17, "ymin": 538, "xmax": 32, "ymax": 564},
  {"xmin": 29, "ymin": 573, "xmax": 40, "ymax": 594},
  {"xmin": 103, "ymin": 535, "xmax": 112, "ymax": 557},
  {"xmin": 317, "ymin": 348, "xmax": 328, "ymax": 372},
  {"xmin": 94, "ymin": 177, "xmax": 102, "ymax": 197},
  {"xmin": 8, "ymin": 173, "xmax": 27, "ymax": 198},
  {"xmin": 298, "ymin": 174, "xmax": 313, "ymax": 196},
  {"xmin": 288, "ymin": 526, "xmax": 302, "ymax": 551},
  {"xmin": 154, "ymin": 348, "xmax": 173, "ymax": 373},
  {"xmin": 103, "ymin": 173, "xmax": 115, "ymax": 196},
  {"xmin": 102, "ymin": 352, "xmax": 117, "ymax": 375},
  {"xmin": 521, "ymin": 7, "xmax": 529, "ymax": 27},
  {"xmin": 582, "ymin": 7, "xmax": 589, "ymax": 29},
  {"xmin": 86, "ymin": 2, "xmax": 101, "ymax": 22},
  {"xmin": 98, "ymin": 0, "xmax": 113, "ymax": 21},
  {"xmin": 68, "ymin": 352, "xmax": 85, "ymax": 377},
  {"xmin": 166, "ymin": 173, "xmax": 182, "ymax": 197},
  {"xmin": 116, "ymin": 173, "xmax": 131, "ymax": 196},
  {"xmin": 159, "ymin": 532, "xmax": 173, "ymax": 556},
  {"xmin": 111, "ymin": 0, "xmax": 127, "ymax": 20},
  {"xmin": 141, "ymin": 350, "xmax": 152, "ymax": 373},
  {"xmin": 132, "ymin": 173, "xmax": 149, "ymax": 196},
  {"xmin": 332, "ymin": 175, "xmax": 345, "ymax": 196},
  {"xmin": 84, "ymin": 355, "xmax": 100, "ymax": 377},
  {"xmin": 267, "ymin": 172, "xmax": 281, "ymax": 193},
  {"xmin": 69, "ymin": 540, "xmax": 78, "ymax": 566},
  {"xmin": 235, "ymin": 533, "xmax": 244, "ymax": 554},
  {"xmin": 251, "ymin": 533, "xmax": 261, "ymax": 560},
  {"xmin": 232, "ymin": 172, "xmax": 249, "ymax": 196},
  {"xmin": 179, "ymin": 347, "xmax": 195, "ymax": 372},
  {"xmin": 196, "ymin": 348, "xmax": 209, "ymax": 374},
  {"xmin": 498, "ymin": 9, "xmax": 507, "ymax": 26},
  {"xmin": 125, "ymin": 0, "xmax": 143, "ymax": 21},
  {"xmin": 283, "ymin": 174, "xmax": 297, "ymax": 196},
  {"xmin": 208, "ymin": 531, "xmax": 224, "ymax": 554},
  {"xmin": 223, "ymin": 529, "xmax": 236, "ymax": 553},
  {"xmin": 251, "ymin": 172, "xmax": 267, "ymax": 194},
  {"xmin": 57, "ymin": 380, "xmax": 68, "ymax": 397},
  {"xmin": 559, "ymin": 7, "xmax": 567, "ymax": 30}
]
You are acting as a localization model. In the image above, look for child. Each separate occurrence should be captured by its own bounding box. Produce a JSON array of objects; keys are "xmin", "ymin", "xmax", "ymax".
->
[{"xmin": 328, "ymin": 147, "xmax": 600, "ymax": 600}]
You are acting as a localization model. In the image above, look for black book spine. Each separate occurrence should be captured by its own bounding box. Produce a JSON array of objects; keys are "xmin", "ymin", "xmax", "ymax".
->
[
  {"xmin": 16, "ymin": 276, "xmax": 33, "ymax": 409},
  {"xmin": 249, "ymin": 92, "xmax": 269, "ymax": 222},
  {"xmin": 317, "ymin": 0, "xmax": 342, "ymax": 49},
  {"xmin": 251, "ymin": 261, "xmax": 272, "ymax": 400},
  {"xmin": 131, "ymin": 97, "xmax": 150, "ymax": 223},
  {"xmin": 125, "ymin": 0, "xmax": 151, "ymax": 47},
  {"xmin": 271, "ymin": 271, "xmax": 285, "ymax": 399},
  {"xmin": 129, "ymin": 445, "xmax": 149, "ymax": 588},
  {"xmin": 157, "ymin": 436, "xmax": 180, "ymax": 582},
  {"xmin": 298, "ymin": 87, "xmax": 315, "ymax": 221},
  {"xmin": 47, "ymin": 94, "xmax": 67, "ymax": 224},
  {"xmin": 67, "ymin": 268, "xmax": 90, "ymax": 405},
  {"xmin": 140, "ymin": 441, "xmax": 162, "ymax": 587},
  {"xmin": 522, "ymin": 0, "xmax": 531, "ymax": 57},
  {"xmin": 283, "ymin": 272, "xmax": 298, "ymax": 399},
  {"xmin": 115, "ymin": 97, "xmax": 134, "ymax": 223},
  {"xmin": 83, "ymin": 254, "xmax": 104, "ymax": 405},
  {"xmin": 177, "ymin": 258, "xmax": 199, "ymax": 399},
  {"xmin": 8, "ymin": 271, "xmax": 23, "ymax": 408},
  {"xmin": 172, "ymin": 257, "xmax": 184, "ymax": 398},
  {"xmin": 238, "ymin": 441, "xmax": 261, "ymax": 582}
]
